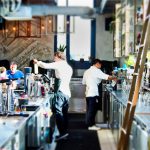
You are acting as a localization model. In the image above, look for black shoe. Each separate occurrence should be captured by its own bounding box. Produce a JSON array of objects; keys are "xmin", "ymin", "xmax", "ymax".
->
[{"xmin": 55, "ymin": 133, "xmax": 69, "ymax": 142}]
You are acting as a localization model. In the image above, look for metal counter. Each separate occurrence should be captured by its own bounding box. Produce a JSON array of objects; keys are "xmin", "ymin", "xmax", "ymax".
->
[
  {"xmin": 0, "ymin": 94, "xmax": 53, "ymax": 149},
  {"xmin": 106, "ymin": 85, "xmax": 150, "ymax": 150},
  {"xmin": 106, "ymin": 85, "xmax": 150, "ymax": 127}
]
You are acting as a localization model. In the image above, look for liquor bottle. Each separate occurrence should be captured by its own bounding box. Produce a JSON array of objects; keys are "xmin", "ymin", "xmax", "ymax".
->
[{"xmin": 34, "ymin": 63, "xmax": 38, "ymax": 74}]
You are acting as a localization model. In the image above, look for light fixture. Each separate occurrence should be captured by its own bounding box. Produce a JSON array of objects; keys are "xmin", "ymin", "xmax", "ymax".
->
[
  {"xmin": 52, "ymin": 15, "xmax": 75, "ymax": 34},
  {"xmin": 5, "ymin": 20, "xmax": 18, "ymax": 38},
  {"xmin": 4, "ymin": 17, "xmax": 41, "ymax": 38},
  {"xmin": 3, "ymin": 15, "xmax": 75, "ymax": 38},
  {"xmin": 39, "ymin": 16, "xmax": 53, "ymax": 35}
]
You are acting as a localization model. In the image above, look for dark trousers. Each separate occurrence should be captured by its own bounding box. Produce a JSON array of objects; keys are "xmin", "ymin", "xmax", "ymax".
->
[
  {"xmin": 86, "ymin": 96, "xmax": 99, "ymax": 127},
  {"xmin": 51, "ymin": 91, "xmax": 69, "ymax": 135}
]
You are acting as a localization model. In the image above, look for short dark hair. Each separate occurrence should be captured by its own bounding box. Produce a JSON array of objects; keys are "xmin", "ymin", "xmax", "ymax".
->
[{"xmin": 91, "ymin": 59, "xmax": 102, "ymax": 65}]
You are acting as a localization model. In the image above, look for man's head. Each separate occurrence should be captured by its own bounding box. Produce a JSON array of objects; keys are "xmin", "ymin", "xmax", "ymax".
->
[
  {"xmin": 54, "ymin": 51, "xmax": 66, "ymax": 62},
  {"xmin": 91, "ymin": 59, "xmax": 102, "ymax": 69},
  {"xmin": 10, "ymin": 61, "xmax": 17, "ymax": 73}
]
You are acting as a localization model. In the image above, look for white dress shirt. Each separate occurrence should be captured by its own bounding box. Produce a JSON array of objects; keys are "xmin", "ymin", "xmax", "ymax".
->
[
  {"xmin": 37, "ymin": 60, "xmax": 73, "ymax": 97},
  {"xmin": 82, "ymin": 66, "xmax": 109, "ymax": 97}
]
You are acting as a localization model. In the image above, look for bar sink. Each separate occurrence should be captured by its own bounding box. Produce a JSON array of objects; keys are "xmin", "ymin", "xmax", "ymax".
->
[{"xmin": 25, "ymin": 106, "xmax": 39, "ymax": 111}]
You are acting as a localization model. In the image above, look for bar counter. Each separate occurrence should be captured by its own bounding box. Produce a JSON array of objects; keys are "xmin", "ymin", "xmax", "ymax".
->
[
  {"xmin": 107, "ymin": 85, "xmax": 150, "ymax": 130},
  {"xmin": 0, "ymin": 94, "xmax": 53, "ymax": 149},
  {"xmin": 106, "ymin": 85, "xmax": 150, "ymax": 150}
]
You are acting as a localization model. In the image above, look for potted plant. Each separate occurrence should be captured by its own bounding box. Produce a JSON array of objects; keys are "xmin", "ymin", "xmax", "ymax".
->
[{"xmin": 57, "ymin": 44, "xmax": 66, "ymax": 52}]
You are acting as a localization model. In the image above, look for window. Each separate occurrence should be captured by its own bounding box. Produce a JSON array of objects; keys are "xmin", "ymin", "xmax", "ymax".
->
[
  {"xmin": 68, "ymin": 1, "xmax": 93, "ymax": 61},
  {"xmin": 56, "ymin": 0, "xmax": 95, "ymax": 66},
  {"xmin": 70, "ymin": 17, "xmax": 91, "ymax": 61}
]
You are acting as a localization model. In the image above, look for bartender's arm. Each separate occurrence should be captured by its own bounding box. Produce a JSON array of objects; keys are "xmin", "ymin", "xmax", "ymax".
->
[
  {"xmin": 108, "ymin": 75, "xmax": 117, "ymax": 81},
  {"xmin": 33, "ymin": 59, "xmax": 57, "ymax": 70}
]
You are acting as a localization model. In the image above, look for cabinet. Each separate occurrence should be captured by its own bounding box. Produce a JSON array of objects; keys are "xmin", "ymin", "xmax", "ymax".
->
[
  {"xmin": 124, "ymin": 1, "xmax": 134, "ymax": 55},
  {"xmin": 134, "ymin": 0, "xmax": 149, "ymax": 52},
  {"xmin": 134, "ymin": 0, "xmax": 143, "ymax": 52},
  {"xmin": 114, "ymin": 0, "xmax": 134, "ymax": 57},
  {"xmin": 109, "ymin": 90, "xmax": 150, "ymax": 150},
  {"xmin": 134, "ymin": 0, "xmax": 150, "ymax": 88},
  {"xmin": 26, "ymin": 110, "xmax": 42, "ymax": 148},
  {"xmin": 113, "ymin": 0, "xmax": 150, "ymax": 57},
  {"xmin": 114, "ymin": 3, "xmax": 122, "ymax": 57},
  {"xmin": 109, "ymin": 95, "xmax": 126, "ymax": 145},
  {"xmin": 129, "ymin": 121, "xmax": 149, "ymax": 150},
  {"xmin": 109, "ymin": 94, "xmax": 120, "ymax": 144}
]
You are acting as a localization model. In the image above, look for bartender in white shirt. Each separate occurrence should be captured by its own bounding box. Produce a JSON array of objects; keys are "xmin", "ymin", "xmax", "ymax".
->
[
  {"xmin": 33, "ymin": 51, "xmax": 73, "ymax": 141},
  {"xmin": 82, "ymin": 59, "xmax": 117, "ymax": 130}
]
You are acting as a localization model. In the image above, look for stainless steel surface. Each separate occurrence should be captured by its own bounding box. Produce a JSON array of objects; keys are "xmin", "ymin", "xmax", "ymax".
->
[
  {"xmin": 69, "ymin": 78, "xmax": 86, "ymax": 113},
  {"xmin": 0, "ymin": 94, "xmax": 53, "ymax": 149},
  {"xmin": 0, "ymin": 115, "xmax": 28, "ymax": 149},
  {"xmin": 70, "ymin": 78, "xmax": 85, "ymax": 98},
  {"xmin": 107, "ymin": 85, "xmax": 150, "ymax": 149},
  {"xmin": 26, "ymin": 110, "xmax": 41, "ymax": 147}
]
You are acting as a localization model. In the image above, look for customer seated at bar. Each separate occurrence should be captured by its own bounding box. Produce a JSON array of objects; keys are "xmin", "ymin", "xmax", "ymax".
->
[{"xmin": 6, "ymin": 61, "xmax": 24, "ymax": 89}]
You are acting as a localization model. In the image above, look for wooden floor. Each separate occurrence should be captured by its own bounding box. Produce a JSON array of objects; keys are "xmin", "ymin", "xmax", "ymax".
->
[{"xmin": 97, "ymin": 129, "xmax": 116, "ymax": 150}]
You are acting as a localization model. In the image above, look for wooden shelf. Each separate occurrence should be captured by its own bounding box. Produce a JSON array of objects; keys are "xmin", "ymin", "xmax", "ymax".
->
[{"xmin": 113, "ymin": 1, "xmax": 135, "ymax": 57}]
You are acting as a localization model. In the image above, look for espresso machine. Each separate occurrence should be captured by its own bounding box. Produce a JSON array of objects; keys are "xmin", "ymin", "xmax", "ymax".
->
[{"xmin": 0, "ymin": 79, "xmax": 15, "ymax": 114}]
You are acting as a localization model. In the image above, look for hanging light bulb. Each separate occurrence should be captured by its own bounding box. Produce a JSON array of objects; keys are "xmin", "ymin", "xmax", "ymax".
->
[
  {"xmin": 41, "ymin": 24, "xmax": 45, "ymax": 30},
  {"xmin": 12, "ymin": 26, "xmax": 16, "ymax": 31},
  {"xmin": 48, "ymin": 19, "xmax": 52, "ymax": 24}
]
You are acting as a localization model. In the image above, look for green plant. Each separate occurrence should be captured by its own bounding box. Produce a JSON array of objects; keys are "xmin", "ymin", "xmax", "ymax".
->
[{"xmin": 57, "ymin": 45, "xmax": 66, "ymax": 52}]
